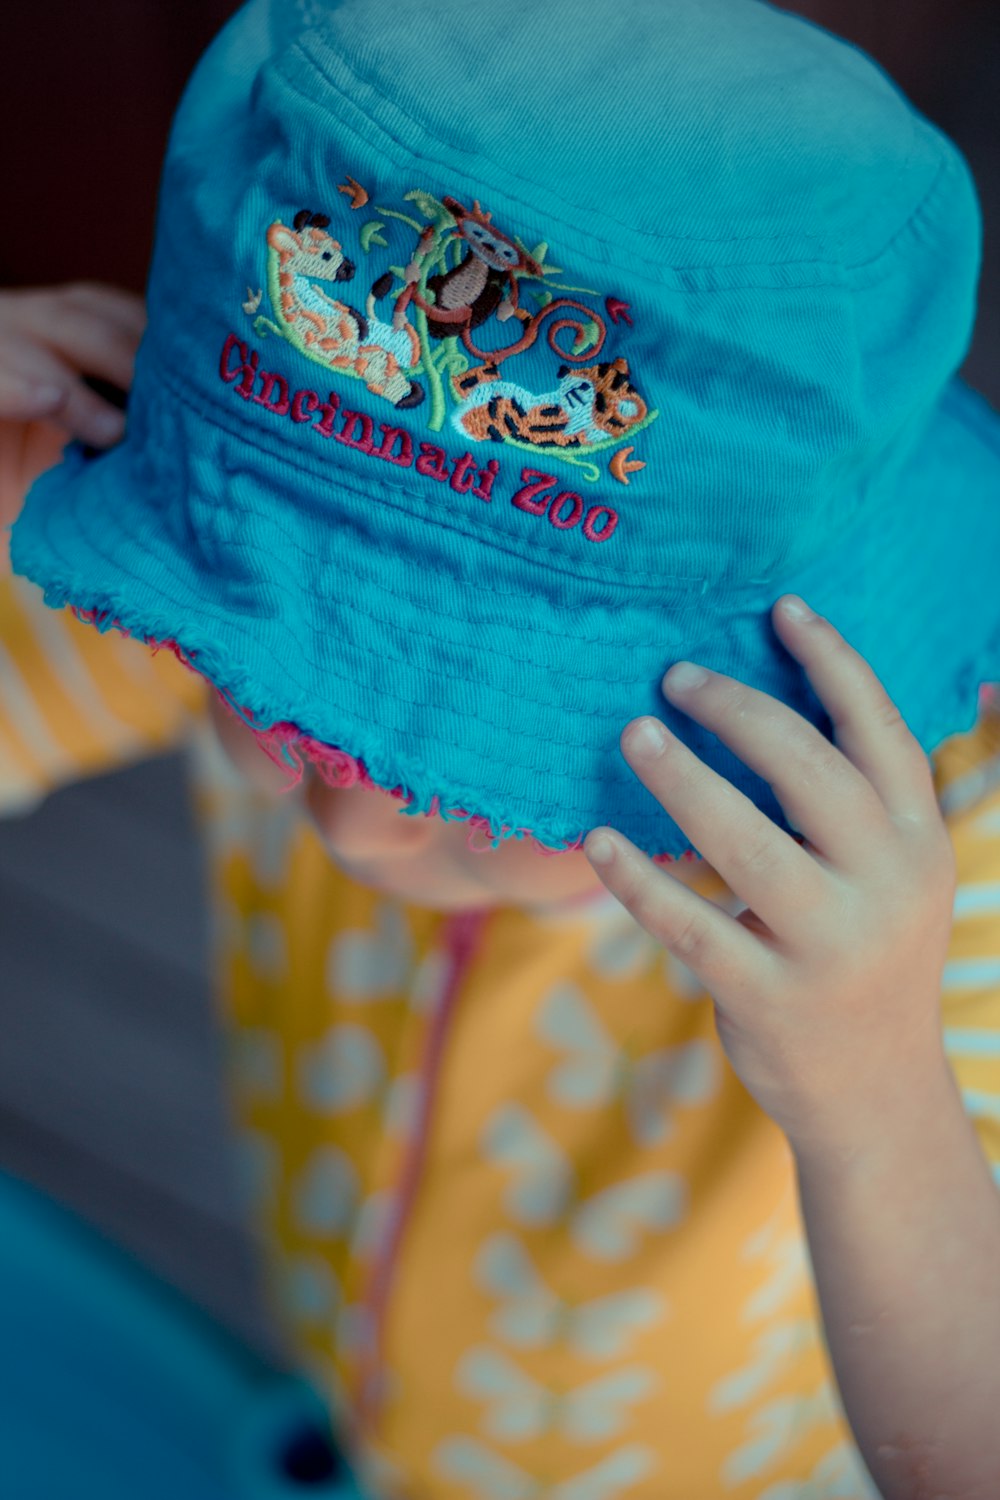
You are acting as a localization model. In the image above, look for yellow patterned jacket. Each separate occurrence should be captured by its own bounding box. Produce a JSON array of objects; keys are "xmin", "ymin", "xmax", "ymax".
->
[{"xmin": 2, "ymin": 569, "xmax": 1000, "ymax": 1500}]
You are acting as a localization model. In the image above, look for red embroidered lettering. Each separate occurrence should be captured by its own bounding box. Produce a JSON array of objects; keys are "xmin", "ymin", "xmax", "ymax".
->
[
  {"xmin": 291, "ymin": 389, "xmax": 320, "ymax": 423},
  {"xmin": 220, "ymin": 332, "xmax": 249, "ymax": 384},
  {"xmin": 415, "ymin": 443, "xmax": 450, "ymax": 483},
  {"xmin": 217, "ymin": 328, "xmax": 260, "ymax": 399},
  {"xmin": 511, "ymin": 468, "xmax": 557, "ymax": 516},
  {"xmin": 313, "ymin": 392, "xmax": 341, "ymax": 438},
  {"xmin": 372, "ymin": 425, "xmax": 413, "ymax": 468},
  {"xmin": 336, "ymin": 408, "xmax": 374, "ymax": 453},
  {"xmin": 215, "ymin": 339, "xmax": 621, "ymax": 545},
  {"xmin": 583, "ymin": 506, "xmax": 619, "ymax": 543},
  {"xmin": 449, "ymin": 452, "xmax": 481, "ymax": 496},
  {"xmin": 549, "ymin": 490, "xmax": 584, "ymax": 530},
  {"xmin": 471, "ymin": 459, "xmax": 499, "ymax": 503},
  {"xmin": 253, "ymin": 369, "xmax": 291, "ymax": 415}
]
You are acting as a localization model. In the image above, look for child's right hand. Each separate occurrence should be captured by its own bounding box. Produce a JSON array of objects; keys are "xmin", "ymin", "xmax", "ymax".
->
[{"xmin": 0, "ymin": 282, "xmax": 146, "ymax": 572}]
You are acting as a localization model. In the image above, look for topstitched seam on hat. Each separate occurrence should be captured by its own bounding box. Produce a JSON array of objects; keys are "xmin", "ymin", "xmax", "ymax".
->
[
  {"xmin": 154, "ymin": 348, "xmax": 763, "ymax": 592},
  {"xmin": 60, "ymin": 486, "xmax": 695, "ymax": 726},
  {"xmin": 284, "ymin": 39, "xmax": 952, "ymax": 278},
  {"xmin": 40, "ymin": 462, "xmax": 707, "ymax": 770}
]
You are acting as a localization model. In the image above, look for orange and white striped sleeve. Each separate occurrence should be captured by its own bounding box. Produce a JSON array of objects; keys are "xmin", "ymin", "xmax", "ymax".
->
[{"xmin": 0, "ymin": 571, "xmax": 209, "ymax": 817}]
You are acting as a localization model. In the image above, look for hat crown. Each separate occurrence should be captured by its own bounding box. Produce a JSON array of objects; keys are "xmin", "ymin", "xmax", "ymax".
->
[
  {"xmin": 286, "ymin": 0, "xmax": 950, "ymax": 276},
  {"xmin": 140, "ymin": 0, "xmax": 981, "ymax": 587}
]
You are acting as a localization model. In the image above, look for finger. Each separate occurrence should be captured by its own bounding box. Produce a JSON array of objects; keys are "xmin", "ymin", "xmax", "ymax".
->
[
  {"xmin": 0, "ymin": 361, "xmax": 66, "ymax": 421},
  {"xmin": 769, "ymin": 597, "xmax": 941, "ymax": 828},
  {"xmin": 618, "ymin": 716, "xmax": 826, "ymax": 940},
  {"xmin": 57, "ymin": 281, "xmax": 147, "ymax": 345},
  {"xmin": 37, "ymin": 294, "xmax": 142, "ymax": 394},
  {"xmin": 657, "ymin": 643, "xmax": 902, "ymax": 888},
  {"xmin": 0, "ymin": 334, "xmax": 125, "ymax": 446},
  {"xmin": 584, "ymin": 824, "xmax": 775, "ymax": 998}
]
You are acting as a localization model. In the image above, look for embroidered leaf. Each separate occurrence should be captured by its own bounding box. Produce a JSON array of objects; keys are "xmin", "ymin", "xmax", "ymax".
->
[
  {"xmin": 512, "ymin": 237, "xmax": 561, "ymax": 276},
  {"xmin": 530, "ymin": 289, "xmax": 554, "ymax": 309},
  {"xmin": 439, "ymin": 342, "xmax": 469, "ymax": 380},
  {"xmin": 388, "ymin": 265, "xmax": 406, "ymax": 280},
  {"xmin": 253, "ymin": 314, "xmax": 284, "ymax": 341},
  {"xmin": 360, "ymin": 219, "xmax": 388, "ymax": 253},
  {"xmin": 542, "ymin": 279, "xmax": 599, "ymax": 295},
  {"xmin": 403, "ymin": 189, "xmax": 457, "ymax": 231},
  {"xmin": 573, "ymin": 319, "xmax": 602, "ymax": 354}
]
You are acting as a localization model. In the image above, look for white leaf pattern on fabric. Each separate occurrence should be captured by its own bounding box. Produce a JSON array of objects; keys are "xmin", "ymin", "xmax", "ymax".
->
[
  {"xmin": 325, "ymin": 900, "xmax": 415, "ymax": 1002},
  {"xmin": 298, "ymin": 1023, "xmax": 386, "ymax": 1113},
  {"xmin": 720, "ymin": 1387, "xmax": 842, "ymax": 1487},
  {"xmin": 755, "ymin": 1439, "xmax": 885, "ymax": 1500},
  {"xmin": 435, "ymin": 1436, "xmax": 656, "ymax": 1500},
  {"xmin": 475, "ymin": 1233, "xmax": 666, "ymax": 1360},
  {"xmin": 571, "ymin": 1173, "xmax": 687, "ymax": 1262},
  {"xmin": 279, "ymin": 1251, "xmax": 341, "ymax": 1326},
  {"xmin": 586, "ymin": 918, "xmax": 664, "ymax": 983},
  {"xmin": 536, "ymin": 987, "xmax": 719, "ymax": 1146},
  {"xmin": 245, "ymin": 910, "xmax": 289, "ymax": 980},
  {"xmin": 457, "ymin": 1346, "xmax": 658, "ymax": 1443},
  {"xmin": 482, "ymin": 1107, "xmax": 687, "ymax": 1257},
  {"xmin": 708, "ymin": 1325, "xmax": 815, "ymax": 1412},
  {"xmin": 706, "ymin": 1187, "xmax": 841, "ymax": 1488},
  {"xmin": 291, "ymin": 1145, "xmax": 359, "ymax": 1236},
  {"xmin": 482, "ymin": 1104, "xmax": 574, "ymax": 1226}
]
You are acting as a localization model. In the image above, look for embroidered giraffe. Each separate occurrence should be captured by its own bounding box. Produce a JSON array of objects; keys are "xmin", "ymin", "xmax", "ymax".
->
[{"xmin": 264, "ymin": 209, "xmax": 425, "ymax": 409}]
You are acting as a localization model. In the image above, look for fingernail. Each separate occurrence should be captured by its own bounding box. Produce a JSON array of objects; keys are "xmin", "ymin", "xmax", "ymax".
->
[
  {"xmin": 629, "ymin": 718, "xmax": 668, "ymax": 756},
  {"xmin": 664, "ymin": 662, "xmax": 709, "ymax": 693},
  {"xmin": 780, "ymin": 596, "xmax": 814, "ymax": 622},
  {"xmin": 587, "ymin": 832, "xmax": 616, "ymax": 865}
]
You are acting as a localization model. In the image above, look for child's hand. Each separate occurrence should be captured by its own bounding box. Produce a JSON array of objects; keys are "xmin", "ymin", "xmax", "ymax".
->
[
  {"xmin": 584, "ymin": 597, "xmax": 958, "ymax": 1152},
  {"xmin": 0, "ymin": 282, "xmax": 146, "ymax": 570}
]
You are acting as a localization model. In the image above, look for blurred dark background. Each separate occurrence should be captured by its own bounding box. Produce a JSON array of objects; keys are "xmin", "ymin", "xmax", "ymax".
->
[
  {"xmin": 0, "ymin": 2, "xmax": 997, "ymax": 1352},
  {"xmin": 1, "ymin": 0, "xmax": 997, "ymax": 396}
]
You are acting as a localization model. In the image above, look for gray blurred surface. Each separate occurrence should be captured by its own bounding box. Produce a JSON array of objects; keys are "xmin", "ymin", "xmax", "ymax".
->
[{"xmin": 0, "ymin": 750, "xmax": 284, "ymax": 1362}]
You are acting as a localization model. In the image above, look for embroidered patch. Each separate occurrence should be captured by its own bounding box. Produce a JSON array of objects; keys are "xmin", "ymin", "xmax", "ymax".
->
[{"xmin": 244, "ymin": 183, "xmax": 659, "ymax": 487}]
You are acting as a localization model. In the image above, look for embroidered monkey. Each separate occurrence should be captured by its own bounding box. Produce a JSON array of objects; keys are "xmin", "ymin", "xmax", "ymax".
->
[{"xmin": 387, "ymin": 196, "xmax": 608, "ymax": 371}]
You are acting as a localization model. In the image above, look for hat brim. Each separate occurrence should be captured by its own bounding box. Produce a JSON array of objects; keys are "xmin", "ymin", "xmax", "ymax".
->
[{"xmin": 10, "ymin": 376, "xmax": 1000, "ymax": 862}]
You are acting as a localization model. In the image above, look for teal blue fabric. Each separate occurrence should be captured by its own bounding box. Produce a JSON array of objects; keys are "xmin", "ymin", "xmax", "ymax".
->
[
  {"xmin": 0, "ymin": 1171, "xmax": 367, "ymax": 1499},
  {"xmin": 10, "ymin": 0, "xmax": 1000, "ymax": 861}
]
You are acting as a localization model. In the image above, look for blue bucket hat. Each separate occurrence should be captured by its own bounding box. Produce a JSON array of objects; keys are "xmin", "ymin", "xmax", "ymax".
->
[{"xmin": 10, "ymin": 0, "xmax": 1000, "ymax": 864}]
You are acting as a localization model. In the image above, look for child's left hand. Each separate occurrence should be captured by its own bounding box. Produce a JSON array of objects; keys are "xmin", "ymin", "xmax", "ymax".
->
[{"xmin": 583, "ymin": 596, "xmax": 958, "ymax": 1151}]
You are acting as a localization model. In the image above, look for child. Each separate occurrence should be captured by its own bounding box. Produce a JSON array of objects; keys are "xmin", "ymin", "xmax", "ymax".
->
[{"xmin": 4, "ymin": 2, "xmax": 1000, "ymax": 1496}]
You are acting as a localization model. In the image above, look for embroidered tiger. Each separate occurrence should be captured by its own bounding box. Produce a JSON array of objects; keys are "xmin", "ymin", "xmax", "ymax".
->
[{"xmin": 450, "ymin": 358, "xmax": 647, "ymax": 449}]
